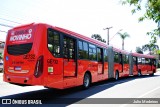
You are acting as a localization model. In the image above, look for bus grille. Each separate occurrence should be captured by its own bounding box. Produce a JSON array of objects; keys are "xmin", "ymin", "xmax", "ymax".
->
[{"xmin": 7, "ymin": 43, "xmax": 33, "ymax": 55}]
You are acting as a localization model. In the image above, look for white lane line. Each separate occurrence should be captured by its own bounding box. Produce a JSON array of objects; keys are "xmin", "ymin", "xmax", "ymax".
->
[
  {"xmin": 120, "ymin": 86, "xmax": 160, "ymax": 107},
  {"xmin": 138, "ymin": 86, "xmax": 160, "ymax": 98}
]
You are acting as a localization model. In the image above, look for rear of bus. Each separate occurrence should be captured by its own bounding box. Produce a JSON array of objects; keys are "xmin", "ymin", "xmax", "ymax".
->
[{"xmin": 3, "ymin": 23, "xmax": 45, "ymax": 86}]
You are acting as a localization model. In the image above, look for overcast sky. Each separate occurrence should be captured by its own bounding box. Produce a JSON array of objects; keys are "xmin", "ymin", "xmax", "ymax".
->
[{"xmin": 0, "ymin": 0, "xmax": 158, "ymax": 52}]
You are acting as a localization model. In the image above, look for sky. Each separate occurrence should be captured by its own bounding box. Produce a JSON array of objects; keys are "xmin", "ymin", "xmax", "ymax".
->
[{"xmin": 0, "ymin": 0, "xmax": 159, "ymax": 52}]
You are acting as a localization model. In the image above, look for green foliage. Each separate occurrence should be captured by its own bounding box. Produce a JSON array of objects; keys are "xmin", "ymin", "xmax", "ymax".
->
[
  {"xmin": 118, "ymin": 32, "xmax": 130, "ymax": 40},
  {"xmin": 91, "ymin": 34, "xmax": 106, "ymax": 43},
  {"xmin": 142, "ymin": 43, "xmax": 159, "ymax": 54},
  {"xmin": 120, "ymin": 0, "xmax": 160, "ymax": 45},
  {"xmin": 136, "ymin": 47, "xmax": 143, "ymax": 54},
  {"xmin": 117, "ymin": 32, "xmax": 130, "ymax": 49}
]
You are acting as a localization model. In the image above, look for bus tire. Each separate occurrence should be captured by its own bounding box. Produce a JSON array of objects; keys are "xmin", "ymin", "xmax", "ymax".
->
[
  {"xmin": 138, "ymin": 70, "xmax": 141, "ymax": 76},
  {"xmin": 149, "ymin": 70, "xmax": 155, "ymax": 76},
  {"xmin": 115, "ymin": 71, "xmax": 119, "ymax": 80},
  {"xmin": 83, "ymin": 73, "xmax": 91, "ymax": 89}
]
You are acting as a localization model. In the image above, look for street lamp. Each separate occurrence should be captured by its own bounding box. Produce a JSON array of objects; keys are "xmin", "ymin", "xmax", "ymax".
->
[
  {"xmin": 103, "ymin": 26, "xmax": 113, "ymax": 45},
  {"xmin": 109, "ymin": 29, "xmax": 123, "ymax": 41}
]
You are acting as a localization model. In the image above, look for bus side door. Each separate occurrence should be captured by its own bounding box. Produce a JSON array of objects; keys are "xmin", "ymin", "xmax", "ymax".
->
[
  {"xmin": 119, "ymin": 53, "xmax": 123, "ymax": 73},
  {"xmin": 97, "ymin": 47, "xmax": 104, "ymax": 74},
  {"xmin": 63, "ymin": 36, "xmax": 76, "ymax": 77}
]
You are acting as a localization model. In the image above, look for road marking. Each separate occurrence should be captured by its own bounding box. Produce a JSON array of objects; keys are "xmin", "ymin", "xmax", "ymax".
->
[
  {"xmin": 137, "ymin": 86, "xmax": 160, "ymax": 98},
  {"xmin": 120, "ymin": 86, "xmax": 160, "ymax": 107}
]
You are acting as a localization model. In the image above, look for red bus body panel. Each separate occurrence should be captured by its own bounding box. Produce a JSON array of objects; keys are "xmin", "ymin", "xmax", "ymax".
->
[{"xmin": 3, "ymin": 23, "xmax": 109, "ymax": 89}]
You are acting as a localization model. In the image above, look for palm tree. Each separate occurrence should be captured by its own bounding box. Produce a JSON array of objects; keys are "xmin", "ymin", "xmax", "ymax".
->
[
  {"xmin": 142, "ymin": 44, "xmax": 159, "ymax": 55},
  {"xmin": 118, "ymin": 32, "xmax": 130, "ymax": 50}
]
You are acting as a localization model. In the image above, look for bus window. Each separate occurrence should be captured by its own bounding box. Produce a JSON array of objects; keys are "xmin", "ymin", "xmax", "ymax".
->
[
  {"xmin": 83, "ymin": 42, "xmax": 88, "ymax": 59},
  {"xmin": 123, "ymin": 55, "xmax": 129, "ymax": 64},
  {"xmin": 78, "ymin": 41, "xmax": 88, "ymax": 59},
  {"xmin": 145, "ymin": 58, "xmax": 150, "ymax": 65},
  {"xmin": 63, "ymin": 36, "xmax": 75, "ymax": 59},
  {"xmin": 104, "ymin": 49, "xmax": 108, "ymax": 62},
  {"xmin": 152, "ymin": 59, "xmax": 156, "ymax": 67},
  {"xmin": 133, "ymin": 57, "xmax": 137, "ymax": 65},
  {"xmin": 89, "ymin": 44, "xmax": 97, "ymax": 60},
  {"xmin": 48, "ymin": 29, "xmax": 60, "ymax": 57},
  {"xmin": 114, "ymin": 52, "xmax": 119, "ymax": 63},
  {"xmin": 138, "ymin": 57, "xmax": 142, "ymax": 64},
  {"xmin": 119, "ymin": 54, "xmax": 123, "ymax": 64},
  {"xmin": 97, "ymin": 48, "xmax": 102, "ymax": 62},
  {"xmin": 142, "ymin": 58, "xmax": 145, "ymax": 64},
  {"xmin": 78, "ymin": 41, "xmax": 83, "ymax": 59}
]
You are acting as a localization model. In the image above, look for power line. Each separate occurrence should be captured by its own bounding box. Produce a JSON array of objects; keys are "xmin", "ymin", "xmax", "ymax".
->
[
  {"xmin": 0, "ymin": 23, "xmax": 14, "ymax": 28},
  {"xmin": 0, "ymin": 17, "xmax": 21, "ymax": 24},
  {"xmin": 109, "ymin": 29, "xmax": 123, "ymax": 41}
]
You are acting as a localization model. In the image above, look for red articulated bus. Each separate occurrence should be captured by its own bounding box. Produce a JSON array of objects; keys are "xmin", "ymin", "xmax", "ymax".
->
[
  {"xmin": 3, "ymin": 23, "xmax": 157, "ymax": 89},
  {"xmin": 131, "ymin": 53, "xmax": 156, "ymax": 76}
]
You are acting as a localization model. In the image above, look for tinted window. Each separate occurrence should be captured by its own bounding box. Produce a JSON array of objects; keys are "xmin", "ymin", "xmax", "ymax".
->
[
  {"xmin": 89, "ymin": 44, "xmax": 96, "ymax": 60},
  {"xmin": 104, "ymin": 49, "xmax": 108, "ymax": 62},
  {"xmin": 63, "ymin": 36, "xmax": 75, "ymax": 59},
  {"xmin": 7, "ymin": 43, "xmax": 32, "ymax": 55},
  {"xmin": 123, "ymin": 55, "xmax": 129, "ymax": 64},
  {"xmin": 48, "ymin": 29, "xmax": 60, "ymax": 57},
  {"xmin": 78, "ymin": 41, "xmax": 83, "ymax": 50},
  {"xmin": 97, "ymin": 48, "xmax": 103, "ymax": 62},
  {"xmin": 78, "ymin": 41, "xmax": 88, "ymax": 59},
  {"xmin": 145, "ymin": 58, "xmax": 151, "ymax": 64},
  {"xmin": 138, "ymin": 57, "xmax": 142, "ymax": 64},
  {"xmin": 133, "ymin": 56, "xmax": 137, "ymax": 65},
  {"xmin": 114, "ymin": 52, "xmax": 119, "ymax": 63},
  {"xmin": 142, "ymin": 58, "xmax": 145, "ymax": 64}
]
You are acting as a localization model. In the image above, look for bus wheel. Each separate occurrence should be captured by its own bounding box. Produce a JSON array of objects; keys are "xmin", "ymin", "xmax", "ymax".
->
[
  {"xmin": 115, "ymin": 71, "xmax": 119, "ymax": 80},
  {"xmin": 149, "ymin": 72, "xmax": 154, "ymax": 76},
  {"xmin": 149, "ymin": 73, "xmax": 154, "ymax": 76},
  {"xmin": 138, "ymin": 70, "xmax": 141, "ymax": 76},
  {"xmin": 83, "ymin": 73, "xmax": 91, "ymax": 89}
]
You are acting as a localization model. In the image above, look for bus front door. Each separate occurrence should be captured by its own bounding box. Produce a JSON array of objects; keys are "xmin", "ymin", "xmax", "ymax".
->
[{"xmin": 63, "ymin": 36, "xmax": 76, "ymax": 77}]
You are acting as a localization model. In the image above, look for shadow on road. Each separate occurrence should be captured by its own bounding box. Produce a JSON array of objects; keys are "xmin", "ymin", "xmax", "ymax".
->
[{"xmin": 0, "ymin": 74, "xmax": 159, "ymax": 107}]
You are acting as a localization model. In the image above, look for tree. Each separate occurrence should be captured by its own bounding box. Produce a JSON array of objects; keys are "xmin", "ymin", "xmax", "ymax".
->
[
  {"xmin": 117, "ymin": 32, "xmax": 130, "ymax": 50},
  {"xmin": 136, "ymin": 47, "xmax": 143, "ymax": 54},
  {"xmin": 102, "ymin": 39, "xmax": 106, "ymax": 43},
  {"xmin": 121, "ymin": 0, "xmax": 160, "ymax": 45},
  {"xmin": 91, "ymin": 34, "xmax": 106, "ymax": 43},
  {"xmin": 142, "ymin": 43, "xmax": 159, "ymax": 54}
]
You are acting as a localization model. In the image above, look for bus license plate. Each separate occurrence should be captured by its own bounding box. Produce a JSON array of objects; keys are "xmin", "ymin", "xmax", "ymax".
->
[{"xmin": 15, "ymin": 66, "xmax": 22, "ymax": 71}]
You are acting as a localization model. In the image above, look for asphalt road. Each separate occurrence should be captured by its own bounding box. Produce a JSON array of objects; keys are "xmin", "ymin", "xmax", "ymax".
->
[{"xmin": 0, "ymin": 71, "xmax": 160, "ymax": 107}]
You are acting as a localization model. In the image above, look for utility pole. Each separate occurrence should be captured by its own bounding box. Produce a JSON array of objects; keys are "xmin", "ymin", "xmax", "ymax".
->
[{"xmin": 103, "ymin": 26, "xmax": 113, "ymax": 45}]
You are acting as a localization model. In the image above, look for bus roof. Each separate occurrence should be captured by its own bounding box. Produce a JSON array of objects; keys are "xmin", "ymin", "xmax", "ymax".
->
[
  {"xmin": 12, "ymin": 23, "xmax": 35, "ymax": 30},
  {"xmin": 52, "ymin": 26, "xmax": 108, "ymax": 48},
  {"xmin": 113, "ymin": 47, "xmax": 129, "ymax": 54},
  {"xmin": 132, "ymin": 53, "xmax": 155, "ymax": 59},
  {"xmin": 7, "ymin": 23, "xmax": 108, "ymax": 49}
]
